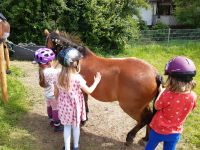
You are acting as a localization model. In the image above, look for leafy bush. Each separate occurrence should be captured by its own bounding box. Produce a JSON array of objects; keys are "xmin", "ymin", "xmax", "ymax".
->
[
  {"xmin": 0, "ymin": 0, "xmax": 147, "ymax": 52},
  {"xmin": 150, "ymin": 22, "xmax": 169, "ymax": 41},
  {"xmin": 0, "ymin": 0, "xmax": 67, "ymax": 44},
  {"xmin": 174, "ymin": 0, "xmax": 200, "ymax": 28},
  {"xmin": 152, "ymin": 22, "xmax": 169, "ymax": 30}
]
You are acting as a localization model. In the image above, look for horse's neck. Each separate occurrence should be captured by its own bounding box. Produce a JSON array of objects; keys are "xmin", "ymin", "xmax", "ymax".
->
[{"xmin": 85, "ymin": 51, "xmax": 104, "ymax": 65}]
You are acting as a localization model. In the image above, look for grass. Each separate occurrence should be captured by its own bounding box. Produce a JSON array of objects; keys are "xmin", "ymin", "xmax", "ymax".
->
[
  {"xmin": 117, "ymin": 41, "xmax": 200, "ymax": 149},
  {"xmin": 0, "ymin": 41, "xmax": 200, "ymax": 149},
  {"xmin": 0, "ymin": 66, "xmax": 34, "ymax": 150}
]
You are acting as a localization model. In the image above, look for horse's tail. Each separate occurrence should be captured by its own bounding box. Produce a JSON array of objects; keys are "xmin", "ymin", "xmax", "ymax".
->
[{"xmin": 152, "ymin": 74, "xmax": 163, "ymax": 115}]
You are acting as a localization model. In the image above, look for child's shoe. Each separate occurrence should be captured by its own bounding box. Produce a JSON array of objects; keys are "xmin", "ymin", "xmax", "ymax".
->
[
  {"xmin": 73, "ymin": 147, "xmax": 79, "ymax": 150},
  {"xmin": 54, "ymin": 124, "xmax": 64, "ymax": 132},
  {"xmin": 49, "ymin": 120, "xmax": 54, "ymax": 127}
]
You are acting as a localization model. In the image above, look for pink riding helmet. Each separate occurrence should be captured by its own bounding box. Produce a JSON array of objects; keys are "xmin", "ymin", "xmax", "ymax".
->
[{"xmin": 34, "ymin": 48, "xmax": 55, "ymax": 64}]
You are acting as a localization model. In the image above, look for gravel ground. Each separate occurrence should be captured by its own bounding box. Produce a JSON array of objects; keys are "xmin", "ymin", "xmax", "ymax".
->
[{"xmin": 11, "ymin": 60, "xmax": 166, "ymax": 150}]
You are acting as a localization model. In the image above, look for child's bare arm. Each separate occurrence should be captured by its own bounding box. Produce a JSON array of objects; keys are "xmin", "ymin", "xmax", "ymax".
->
[
  {"xmin": 154, "ymin": 85, "xmax": 166, "ymax": 110},
  {"xmin": 81, "ymin": 72, "xmax": 101, "ymax": 94}
]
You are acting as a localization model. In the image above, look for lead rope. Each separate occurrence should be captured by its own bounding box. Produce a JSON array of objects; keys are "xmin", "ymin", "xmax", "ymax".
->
[{"xmin": 7, "ymin": 40, "xmax": 40, "ymax": 53}]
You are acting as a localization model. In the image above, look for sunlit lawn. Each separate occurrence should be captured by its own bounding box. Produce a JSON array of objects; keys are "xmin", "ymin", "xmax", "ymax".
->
[
  {"xmin": 0, "ymin": 41, "xmax": 200, "ymax": 149},
  {"xmin": 117, "ymin": 41, "xmax": 200, "ymax": 149}
]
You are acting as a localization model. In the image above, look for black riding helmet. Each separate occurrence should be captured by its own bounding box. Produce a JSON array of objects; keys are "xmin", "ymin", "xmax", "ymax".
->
[{"xmin": 57, "ymin": 47, "xmax": 82, "ymax": 67}]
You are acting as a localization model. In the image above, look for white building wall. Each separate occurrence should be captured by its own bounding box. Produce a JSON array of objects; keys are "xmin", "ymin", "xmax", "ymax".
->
[
  {"xmin": 159, "ymin": 16, "xmax": 178, "ymax": 26},
  {"xmin": 139, "ymin": 3, "xmax": 157, "ymax": 25}
]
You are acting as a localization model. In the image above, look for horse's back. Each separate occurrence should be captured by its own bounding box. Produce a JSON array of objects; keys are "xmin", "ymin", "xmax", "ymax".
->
[{"xmin": 81, "ymin": 57, "xmax": 158, "ymax": 105}]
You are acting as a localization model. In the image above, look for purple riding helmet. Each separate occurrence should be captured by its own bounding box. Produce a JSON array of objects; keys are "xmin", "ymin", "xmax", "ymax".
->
[
  {"xmin": 34, "ymin": 48, "xmax": 55, "ymax": 64},
  {"xmin": 164, "ymin": 56, "xmax": 196, "ymax": 82}
]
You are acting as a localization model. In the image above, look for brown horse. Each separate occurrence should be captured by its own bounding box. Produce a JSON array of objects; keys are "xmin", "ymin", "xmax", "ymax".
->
[
  {"xmin": 45, "ymin": 30, "xmax": 161, "ymax": 145},
  {"xmin": 0, "ymin": 13, "xmax": 11, "ymax": 74},
  {"xmin": 0, "ymin": 13, "xmax": 10, "ymax": 43}
]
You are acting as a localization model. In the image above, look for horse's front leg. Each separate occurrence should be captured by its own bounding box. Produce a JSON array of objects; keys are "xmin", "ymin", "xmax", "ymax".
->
[
  {"xmin": 125, "ymin": 107, "xmax": 153, "ymax": 146},
  {"xmin": 81, "ymin": 92, "xmax": 89, "ymax": 126},
  {"xmin": 84, "ymin": 92, "xmax": 89, "ymax": 120}
]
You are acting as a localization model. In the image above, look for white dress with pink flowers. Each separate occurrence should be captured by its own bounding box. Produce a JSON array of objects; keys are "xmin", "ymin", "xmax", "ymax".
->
[{"xmin": 55, "ymin": 74, "xmax": 86, "ymax": 127}]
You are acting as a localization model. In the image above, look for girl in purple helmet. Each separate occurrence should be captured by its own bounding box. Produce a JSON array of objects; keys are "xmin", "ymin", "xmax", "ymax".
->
[
  {"xmin": 54, "ymin": 47, "xmax": 101, "ymax": 150},
  {"xmin": 145, "ymin": 56, "xmax": 197, "ymax": 150},
  {"xmin": 34, "ymin": 48, "xmax": 63, "ymax": 132}
]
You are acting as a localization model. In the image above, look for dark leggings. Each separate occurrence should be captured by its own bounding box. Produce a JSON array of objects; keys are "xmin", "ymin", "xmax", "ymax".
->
[{"xmin": 145, "ymin": 129, "xmax": 180, "ymax": 150}]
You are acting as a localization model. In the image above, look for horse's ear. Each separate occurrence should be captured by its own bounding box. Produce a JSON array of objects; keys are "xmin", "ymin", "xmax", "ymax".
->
[
  {"xmin": 55, "ymin": 29, "xmax": 60, "ymax": 34},
  {"xmin": 44, "ymin": 29, "xmax": 49, "ymax": 36}
]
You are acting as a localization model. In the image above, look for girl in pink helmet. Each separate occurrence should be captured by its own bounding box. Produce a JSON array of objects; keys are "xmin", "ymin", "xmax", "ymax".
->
[
  {"xmin": 145, "ymin": 56, "xmax": 197, "ymax": 150},
  {"xmin": 34, "ymin": 48, "xmax": 63, "ymax": 132}
]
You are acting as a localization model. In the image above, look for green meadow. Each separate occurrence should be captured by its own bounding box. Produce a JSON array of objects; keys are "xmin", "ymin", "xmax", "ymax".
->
[
  {"xmin": 0, "ymin": 66, "xmax": 33, "ymax": 150},
  {"xmin": 0, "ymin": 41, "xmax": 200, "ymax": 149},
  {"xmin": 118, "ymin": 41, "xmax": 200, "ymax": 149}
]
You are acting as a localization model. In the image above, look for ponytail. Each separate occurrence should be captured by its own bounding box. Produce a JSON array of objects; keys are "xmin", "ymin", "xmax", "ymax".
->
[{"xmin": 39, "ymin": 65, "xmax": 47, "ymax": 88}]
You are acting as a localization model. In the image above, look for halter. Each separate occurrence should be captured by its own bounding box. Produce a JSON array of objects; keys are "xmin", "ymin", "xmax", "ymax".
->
[
  {"xmin": 46, "ymin": 33, "xmax": 65, "ymax": 55},
  {"xmin": 46, "ymin": 31, "xmax": 87, "ymax": 57}
]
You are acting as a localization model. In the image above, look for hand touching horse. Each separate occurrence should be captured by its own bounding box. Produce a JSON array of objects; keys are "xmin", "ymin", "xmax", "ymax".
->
[{"xmin": 45, "ymin": 30, "xmax": 161, "ymax": 145}]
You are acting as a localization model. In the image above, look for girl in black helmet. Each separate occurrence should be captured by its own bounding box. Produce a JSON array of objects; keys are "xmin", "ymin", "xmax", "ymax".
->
[
  {"xmin": 54, "ymin": 47, "xmax": 101, "ymax": 150},
  {"xmin": 145, "ymin": 56, "xmax": 197, "ymax": 150}
]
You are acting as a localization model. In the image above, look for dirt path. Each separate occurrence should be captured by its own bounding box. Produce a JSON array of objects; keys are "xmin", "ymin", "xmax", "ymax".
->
[{"xmin": 11, "ymin": 60, "xmax": 162, "ymax": 150}]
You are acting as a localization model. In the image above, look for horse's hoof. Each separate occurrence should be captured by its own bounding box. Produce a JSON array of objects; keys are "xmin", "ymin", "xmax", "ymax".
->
[
  {"xmin": 138, "ymin": 138, "xmax": 147, "ymax": 146},
  {"xmin": 6, "ymin": 70, "xmax": 11, "ymax": 74},
  {"xmin": 125, "ymin": 136, "xmax": 133, "ymax": 146},
  {"xmin": 124, "ymin": 141, "xmax": 133, "ymax": 146},
  {"xmin": 142, "ymin": 137, "xmax": 148, "ymax": 141},
  {"xmin": 80, "ymin": 120, "xmax": 87, "ymax": 127}
]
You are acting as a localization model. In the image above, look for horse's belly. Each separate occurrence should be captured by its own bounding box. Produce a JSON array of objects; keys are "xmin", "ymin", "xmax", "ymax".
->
[{"xmin": 91, "ymin": 88, "xmax": 117, "ymax": 102}]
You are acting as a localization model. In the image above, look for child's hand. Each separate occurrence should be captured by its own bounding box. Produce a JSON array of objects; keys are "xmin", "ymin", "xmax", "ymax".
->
[
  {"xmin": 158, "ymin": 85, "xmax": 165, "ymax": 93},
  {"xmin": 94, "ymin": 72, "xmax": 101, "ymax": 84}
]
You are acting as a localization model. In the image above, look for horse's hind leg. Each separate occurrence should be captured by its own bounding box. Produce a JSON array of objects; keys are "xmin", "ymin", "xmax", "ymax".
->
[
  {"xmin": 81, "ymin": 92, "xmax": 89, "ymax": 126},
  {"xmin": 125, "ymin": 107, "xmax": 153, "ymax": 146}
]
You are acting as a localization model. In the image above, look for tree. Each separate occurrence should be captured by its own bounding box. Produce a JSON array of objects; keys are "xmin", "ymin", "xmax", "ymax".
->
[
  {"xmin": 58, "ymin": 0, "xmax": 147, "ymax": 51},
  {"xmin": 174, "ymin": 0, "xmax": 200, "ymax": 28},
  {"xmin": 0, "ymin": 0, "xmax": 67, "ymax": 44},
  {"xmin": 0, "ymin": 0, "xmax": 147, "ymax": 51}
]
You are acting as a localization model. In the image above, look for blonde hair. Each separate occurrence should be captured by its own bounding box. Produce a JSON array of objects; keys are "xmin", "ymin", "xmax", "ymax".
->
[
  {"xmin": 38, "ymin": 63, "xmax": 51, "ymax": 88},
  {"xmin": 58, "ymin": 61, "xmax": 80, "ymax": 90},
  {"xmin": 165, "ymin": 76, "xmax": 196, "ymax": 93}
]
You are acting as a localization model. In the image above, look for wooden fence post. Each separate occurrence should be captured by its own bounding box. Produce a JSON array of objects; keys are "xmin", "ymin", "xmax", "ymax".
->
[
  {"xmin": 0, "ymin": 43, "xmax": 8, "ymax": 102},
  {"xmin": 4, "ymin": 43, "xmax": 11, "ymax": 74}
]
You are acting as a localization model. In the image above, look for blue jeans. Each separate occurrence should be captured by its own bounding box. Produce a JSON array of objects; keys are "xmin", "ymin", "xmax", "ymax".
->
[{"xmin": 145, "ymin": 129, "xmax": 180, "ymax": 150}]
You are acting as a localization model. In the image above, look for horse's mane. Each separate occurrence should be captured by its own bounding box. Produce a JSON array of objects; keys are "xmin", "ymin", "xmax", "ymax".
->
[{"xmin": 50, "ymin": 31, "xmax": 91, "ymax": 57}]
